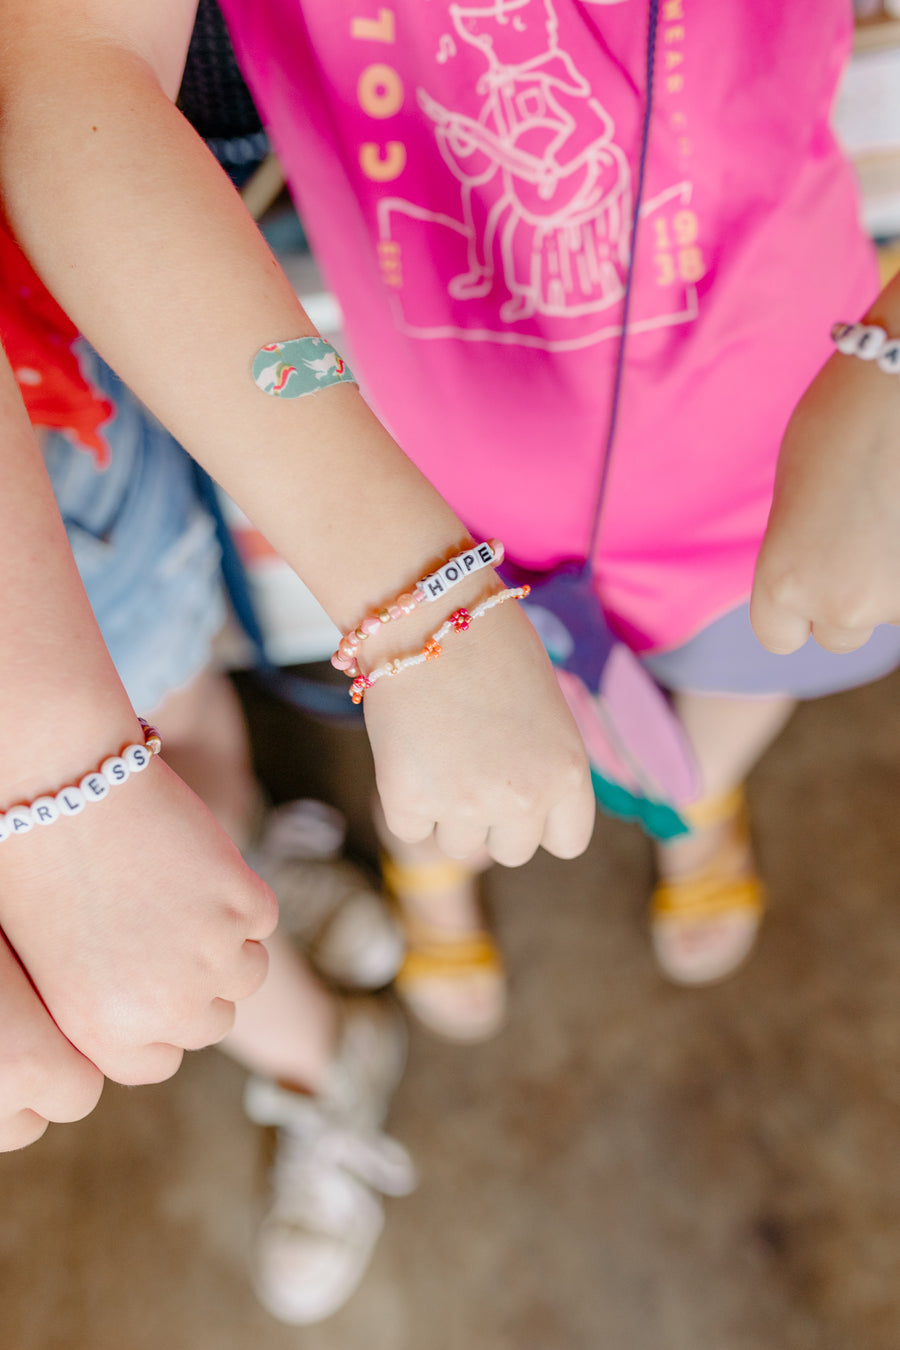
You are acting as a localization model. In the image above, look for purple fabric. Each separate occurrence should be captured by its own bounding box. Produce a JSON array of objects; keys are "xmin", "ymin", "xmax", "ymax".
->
[{"xmin": 643, "ymin": 604, "xmax": 900, "ymax": 699}]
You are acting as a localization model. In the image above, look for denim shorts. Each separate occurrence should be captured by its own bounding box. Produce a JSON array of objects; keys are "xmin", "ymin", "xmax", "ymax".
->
[{"xmin": 44, "ymin": 346, "xmax": 226, "ymax": 713}]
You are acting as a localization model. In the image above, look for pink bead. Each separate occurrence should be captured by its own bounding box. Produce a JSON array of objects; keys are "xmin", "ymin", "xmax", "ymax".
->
[
  {"xmin": 331, "ymin": 652, "xmax": 350, "ymax": 670},
  {"xmin": 388, "ymin": 604, "xmax": 404, "ymax": 621},
  {"xmin": 398, "ymin": 593, "xmax": 418, "ymax": 613},
  {"xmin": 412, "ymin": 588, "xmax": 426, "ymax": 604},
  {"xmin": 361, "ymin": 615, "xmax": 382, "ymax": 637}
]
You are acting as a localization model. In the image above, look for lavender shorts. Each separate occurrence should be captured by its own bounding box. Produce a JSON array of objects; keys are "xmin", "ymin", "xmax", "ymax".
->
[{"xmin": 643, "ymin": 602, "xmax": 900, "ymax": 699}]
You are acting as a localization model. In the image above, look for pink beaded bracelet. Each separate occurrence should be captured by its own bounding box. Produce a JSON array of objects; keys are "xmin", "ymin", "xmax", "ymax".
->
[
  {"xmin": 349, "ymin": 585, "xmax": 531, "ymax": 703},
  {"xmin": 332, "ymin": 539, "xmax": 505, "ymax": 677},
  {"xmin": 0, "ymin": 718, "xmax": 163, "ymax": 844}
]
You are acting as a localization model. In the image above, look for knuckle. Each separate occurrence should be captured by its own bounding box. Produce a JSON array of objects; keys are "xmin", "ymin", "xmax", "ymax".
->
[
  {"xmin": 764, "ymin": 566, "xmax": 803, "ymax": 610},
  {"xmin": 0, "ymin": 1110, "xmax": 49, "ymax": 1153},
  {"xmin": 113, "ymin": 1044, "xmax": 184, "ymax": 1088}
]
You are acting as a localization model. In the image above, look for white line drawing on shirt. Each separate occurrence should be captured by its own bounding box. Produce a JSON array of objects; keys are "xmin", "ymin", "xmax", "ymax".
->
[{"xmin": 376, "ymin": 0, "xmax": 698, "ymax": 350}]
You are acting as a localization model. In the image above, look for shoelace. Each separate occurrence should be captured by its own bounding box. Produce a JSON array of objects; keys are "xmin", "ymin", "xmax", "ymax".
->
[{"xmin": 271, "ymin": 1111, "xmax": 416, "ymax": 1223}]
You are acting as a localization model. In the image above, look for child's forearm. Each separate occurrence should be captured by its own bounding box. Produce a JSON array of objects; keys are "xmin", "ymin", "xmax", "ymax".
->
[
  {"xmin": 862, "ymin": 267, "xmax": 900, "ymax": 332},
  {"xmin": 752, "ymin": 267, "xmax": 900, "ymax": 653},
  {"xmin": 0, "ymin": 342, "xmax": 141, "ymax": 801},
  {"xmin": 0, "ymin": 24, "xmax": 466, "ymax": 631}
]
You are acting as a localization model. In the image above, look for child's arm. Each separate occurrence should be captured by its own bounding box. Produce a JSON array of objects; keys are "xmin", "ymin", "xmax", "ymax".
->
[
  {"xmin": 0, "ymin": 929, "xmax": 104, "ymax": 1153},
  {"xmin": 752, "ymin": 272, "xmax": 900, "ymax": 655},
  {"xmin": 0, "ymin": 340, "xmax": 277, "ymax": 1094},
  {"xmin": 0, "ymin": 1, "xmax": 595, "ymax": 865}
]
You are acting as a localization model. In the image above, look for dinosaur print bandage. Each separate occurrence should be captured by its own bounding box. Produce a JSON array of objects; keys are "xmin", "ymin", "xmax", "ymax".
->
[{"xmin": 252, "ymin": 337, "xmax": 357, "ymax": 399}]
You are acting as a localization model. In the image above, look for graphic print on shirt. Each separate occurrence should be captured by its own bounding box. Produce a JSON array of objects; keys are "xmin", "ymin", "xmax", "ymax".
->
[{"xmin": 375, "ymin": 0, "xmax": 699, "ymax": 351}]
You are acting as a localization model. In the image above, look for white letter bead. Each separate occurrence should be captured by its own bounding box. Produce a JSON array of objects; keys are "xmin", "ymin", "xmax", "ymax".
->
[
  {"xmin": 854, "ymin": 325, "xmax": 887, "ymax": 359},
  {"xmin": 6, "ymin": 806, "xmax": 34, "ymax": 835},
  {"xmin": 833, "ymin": 322, "xmax": 864, "ymax": 354},
  {"xmin": 80, "ymin": 772, "xmax": 110, "ymax": 802},
  {"xmin": 31, "ymin": 796, "xmax": 61, "ymax": 826},
  {"xmin": 0, "ymin": 815, "xmax": 10, "ymax": 844},
  {"xmin": 56, "ymin": 785, "xmax": 87, "ymax": 816},
  {"xmin": 101, "ymin": 755, "xmax": 130, "ymax": 786},
  {"xmin": 877, "ymin": 340, "xmax": 900, "ymax": 375},
  {"xmin": 476, "ymin": 542, "xmax": 494, "ymax": 565},
  {"xmin": 123, "ymin": 742, "xmax": 152, "ymax": 772},
  {"xmin": 439, "ymin": 560, "xmax": 464, "ymax": 586}
]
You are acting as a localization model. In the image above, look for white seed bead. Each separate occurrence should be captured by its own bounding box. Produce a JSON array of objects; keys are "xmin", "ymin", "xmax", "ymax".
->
[
  {"xmin": 101, "ymin": 755, "xmax": 130, "ymax": 786},
  {"xmin": 854, "ymin": 325, "xmax": 887, "ymax": 359},
  {"xmin": 123, "ymin": 742, "xmax": 153, "ymax": 773},
  {"xmin": 56, "ymin": 785, "xmax": 87, "ymax": 816},
  {"xmin": 31, "ymin": 796, "xmax": 61, "ymax": 826},
  {"xmin": 80, "ymin": 772, "xmax": 110, "ymax": 803},
  {"xmin": 877, "ymin": 339, "xmax": 900, "ymax": 375},
  {"xmin": 5, "ymin": 805, "xmax": 34, "ymax": 835}
]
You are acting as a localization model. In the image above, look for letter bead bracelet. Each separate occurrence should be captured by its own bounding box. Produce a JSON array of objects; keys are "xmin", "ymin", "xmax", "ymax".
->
[
  {"xmin": 332, "ymin": 539, "xmax": 505, "ymax": 676},
  {"xmin": 831, "ymin": 321, "xmax": 900, "ymax": 375},
  {"xmin": 349, "ymin": 585, "xmax": 531, "ymax": 703},
  {"xmin": 0, "ymin": 718, "xmax": 163, "ymax": 844}
]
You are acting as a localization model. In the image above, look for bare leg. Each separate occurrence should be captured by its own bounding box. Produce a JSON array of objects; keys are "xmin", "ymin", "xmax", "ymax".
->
[
  {"xmin": 651, "ymin": 692, "xmax": 795, "ymax": 985},
  {"xmin": 373, "ymin": 796, "xmax": 506, "ymax": 1042},
  {"xmin": 658, "ymin": 692, "xmax": 795, "ymax": 879},
  {"xmin": 151, "ymin": 667, "xmax": 337, "ymax": 1089}
]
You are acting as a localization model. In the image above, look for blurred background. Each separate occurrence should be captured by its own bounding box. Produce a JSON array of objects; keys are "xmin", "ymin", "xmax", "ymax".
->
[{"xmin": 5, "ymin": 6, "xmax": 900, "ymax": 1348}]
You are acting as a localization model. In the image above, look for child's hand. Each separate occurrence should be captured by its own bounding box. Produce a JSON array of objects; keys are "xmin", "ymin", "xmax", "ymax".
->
[
  {"xmin": 0, "ymin": 929, "xmax": 104, "ymax": 1152},
  {"xmin": 365, "ymin": 598, "xmax": 595, "ymax": 865},
  {"xmin": 751, "ymin": 352, "xmax": 900, "ymax": 654},
  {"xmin": 0, "ymin": 761, "xmax": 277, "ymax": 1086}
]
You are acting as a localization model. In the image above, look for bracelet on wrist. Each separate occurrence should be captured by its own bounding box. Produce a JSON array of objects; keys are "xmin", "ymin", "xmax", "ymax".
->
[
  {"xmin": 331, "ymin": 539, "xmax": 505, "ymax": 676},
  {"xmin": 349, "ymin": 585, "xmax": 530, "ymax": 703},
  {"xmin": 0, "ymin": 718, "xmax": 163, "ymax": 844},
  {"xmin": 831, "ymin": 321, "xmax": 900, "ymax": 374}
]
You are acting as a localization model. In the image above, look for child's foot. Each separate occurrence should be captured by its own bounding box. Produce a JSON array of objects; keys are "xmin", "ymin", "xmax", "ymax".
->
[
  {"xmin": 650, "ymin": 785, "xmax": 765, "ymax": 985},
  {"xmin": 243, "ymin": 997, "xmax": 415, "ymax": 1326},
  {"xmin": 381, "ymin": 850, "xmax": 507, "ymax": 1043},
  {"xmin": 250, "ymin": 800, "xmax": 405, "ymax": 991}
]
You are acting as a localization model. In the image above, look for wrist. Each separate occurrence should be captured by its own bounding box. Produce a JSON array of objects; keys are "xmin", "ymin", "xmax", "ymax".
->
[
  {"xmin": 864, "ymin": 270, "xmax": 900, "ymax": 334},
  {"xmin": 332, "ymin": 538, "xmax": 504, "ymax": 676},
  {"xmin": 0, "ymin": 694, "xmax": 144, "ymax": 806}
]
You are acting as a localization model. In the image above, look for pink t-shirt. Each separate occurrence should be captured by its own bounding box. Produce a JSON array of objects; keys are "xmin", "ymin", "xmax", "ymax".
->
[{"xmin": 220, "ymin": 0, "xmax": 876, "ymax": 652}]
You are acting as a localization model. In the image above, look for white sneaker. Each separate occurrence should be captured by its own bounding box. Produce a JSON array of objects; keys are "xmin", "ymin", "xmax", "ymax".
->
[
  {"xmin": 250, "ymin": 800, "xmax": 405, "ymax": 990},
  {"xmin": 244, "ymin": 999, "xmax": 416, "ymax": 1325}
]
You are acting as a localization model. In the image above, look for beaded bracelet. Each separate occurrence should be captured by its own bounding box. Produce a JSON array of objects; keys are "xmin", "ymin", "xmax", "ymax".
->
[
  {"xmin": 0, "ymin": 718, "xmax": 163, "ymax": 844},
  {"xmin": 332, "ymin": 539, "xmax": 505, "ymax": 676},
  {"xmin": 349, "ymin": 585, "xmax": 531, "ymax": 703},
  {"xmin": 831, "ymin": 321, "xmax": 900, "ymax": 375}
]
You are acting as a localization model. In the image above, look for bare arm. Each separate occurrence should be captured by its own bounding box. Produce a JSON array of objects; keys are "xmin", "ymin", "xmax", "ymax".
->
[
  {"xmin": 0, "ymin": 0, "xmax": 595, "ymax": 865},
  {"xmin": 751, "ymin": 269, "xmax": 900, "ymax": 654},
  {"xmin": 0, "ymin": 338, "xmax": 276, "ymax": 1097}
]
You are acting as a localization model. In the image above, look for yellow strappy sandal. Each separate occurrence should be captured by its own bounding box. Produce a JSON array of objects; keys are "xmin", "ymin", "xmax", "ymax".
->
[
  {"xmin": 381, "ymin": 854, "xmax": 507, "ymax": 1043},
  {"xmin": 650, "ymin": 785, "xmax": 765, "ymax": 986}
]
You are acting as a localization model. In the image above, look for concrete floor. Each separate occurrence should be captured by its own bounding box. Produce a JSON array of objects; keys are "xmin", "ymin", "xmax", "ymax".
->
[{"xmin": 4, "ymin": 666, "xmax": 900, "ymax": 1350}]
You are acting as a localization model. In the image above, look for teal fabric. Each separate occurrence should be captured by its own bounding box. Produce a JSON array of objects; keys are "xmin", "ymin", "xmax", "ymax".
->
[{"xmin": 589, "ymin": 770, "xmax": 690, "ymax": 841}]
